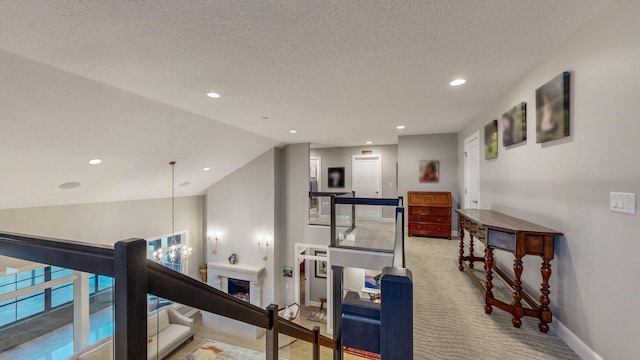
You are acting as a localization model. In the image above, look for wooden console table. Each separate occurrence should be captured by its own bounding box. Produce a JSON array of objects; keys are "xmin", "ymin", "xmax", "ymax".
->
[{"xmin": 455, "ymin": 209, "xmax": 562, "ymax": 333}]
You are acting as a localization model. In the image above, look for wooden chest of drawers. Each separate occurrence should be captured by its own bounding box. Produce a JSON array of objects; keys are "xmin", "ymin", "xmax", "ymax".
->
[{"xmin": 408, "ymin": 191, "xmax": 452, "ymax": 239}]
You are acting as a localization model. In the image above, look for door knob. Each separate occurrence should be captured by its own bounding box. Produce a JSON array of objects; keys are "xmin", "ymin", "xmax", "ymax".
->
[{"xmin": 472, "ymin": 200, "xmax": 478, "ymax": 204}]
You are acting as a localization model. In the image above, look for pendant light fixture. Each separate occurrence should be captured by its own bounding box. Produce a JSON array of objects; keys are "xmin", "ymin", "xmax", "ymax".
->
[{"xmin": 152, "ymin": 161, "xmax": 192, "ymax": 272}]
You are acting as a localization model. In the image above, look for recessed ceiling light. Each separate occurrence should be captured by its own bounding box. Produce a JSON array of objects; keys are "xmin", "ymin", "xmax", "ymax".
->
[
  {"xmin": 289, "ymin": 130, "xmax": 298, "ymax": 134},
  {"xmin": 206, "ymin": 92, "xmax": 221, "ymax": 98},
  {"xmin": 203, "ymin": 167, "xmax": 211, "ymax": 171},
  {"xmin": 59, "ymin": 182, "xmax": 81, "ymax": 190},
  {"xmin": 396, "ymin": 125, "xmax": 406, "ymax": 130},
  {"xmin": 449, "ymin": 79, "xmax": 466, "ymax": 86},
  {"xmin": 88, "ymin": 159, "xmax": 102, "ymax": 165},
  {"xmin": 366, "ymin": 141, "xmax": 373, "ymax": 145}
]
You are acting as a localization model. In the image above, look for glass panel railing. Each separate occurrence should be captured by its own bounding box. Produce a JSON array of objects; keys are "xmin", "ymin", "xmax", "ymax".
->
[
  {"xmin": 0, "ymin": 257, "xmax": 117, "ymax": 359},
  {"xmin": 0, "ymin": 233, "xmax": 337, "ymax": 360},
  {"xmin": 331, "ymin": 196, "xmax": 403, "ymax": 252},
  {"xmin": 309, "ymin": 192, "xmax": 353, "ymax": 226},
  {"xmin": 0, "ymin": 259, "xmax": 76, "ymax": 358}
]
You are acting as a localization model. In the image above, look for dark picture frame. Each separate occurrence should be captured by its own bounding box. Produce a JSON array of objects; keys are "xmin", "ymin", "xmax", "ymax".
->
[
  {"xmin": 314, "ymin": 250, "xmax": 327, "ymax": 278},
  {"xmin": 502, "ymin": 102, "xmax": 527, "ymax": 147},
  {"xmin": 484, "ymin": 120, "xmax": 498, "ymax": 159},
  {"xmin": 536, "ymin": 71, "xmax": 571, "ymax": 143},
  {"xmin": 327, "ymin": 167, "xmax": 345, "ymax": 188}
]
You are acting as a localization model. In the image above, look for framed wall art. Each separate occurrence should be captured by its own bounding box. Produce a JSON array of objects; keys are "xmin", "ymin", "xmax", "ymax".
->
[
  {"xmin": 314, "ymin": 250, "xmax": 327, "ymax": 278},
  {"xmin": 327, "ymin": 167, "xmax": 345, "ymax": 188},
  {"xmin": 536, "ymin": 71, "xmax": 570, "ymax": 143},
  {"xmin": 419, "ymin": 160, "xmax": 439, "ymax": 183},
  {"xmin": 502, "ymin": 102, "xmax": 527, "ymax": 147},
  {"xmin": 484, "ymin": 120, "xmax": 498, "ymax": 159}
]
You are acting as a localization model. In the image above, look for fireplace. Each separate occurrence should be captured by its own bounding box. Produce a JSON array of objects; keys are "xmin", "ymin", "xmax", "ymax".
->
[
  {"xmin": 228, "ymin": 278, "xmax": 250, "ymax": 302},
  {"xmin": 204, "ymin": 262, "xmax": 266, "ymax": 339}
]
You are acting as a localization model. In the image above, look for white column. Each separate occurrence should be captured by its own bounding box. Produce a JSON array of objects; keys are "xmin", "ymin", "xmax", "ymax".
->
[{"xmin": 73, "ymin": 271, "xmax": 90, "ymax": 352}]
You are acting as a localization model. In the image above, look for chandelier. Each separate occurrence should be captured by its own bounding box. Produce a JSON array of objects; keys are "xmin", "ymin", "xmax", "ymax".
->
[{"xmin": 152, "ymin": 161, "xmax": 192, "ymax": 271}]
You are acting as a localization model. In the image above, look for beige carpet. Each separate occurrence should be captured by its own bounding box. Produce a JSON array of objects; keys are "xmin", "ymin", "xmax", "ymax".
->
[{"xmin": 407, "ymin": 236, "xmax": 579, "ymax": 360}]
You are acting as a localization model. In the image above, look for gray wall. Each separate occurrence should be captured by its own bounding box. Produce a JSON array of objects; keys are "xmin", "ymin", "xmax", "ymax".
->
[
  {"xmin": 308, "ymin": 257, "xmax": 327, "ymax": 305},
  {"xmin": 457, "ymin": 0, "xmax": 640, "ymax": 358},
  {"xmin": 206, "ymin": 149, "xmax": 278, "ymax": 306},
  {"xmin": 398, "ymin": 133, "xmax": 459, "ymax": 231},
  {"xmin": 279, "ymin": 143, "xmax": 311, "ymax": 305},
  {"xmin": 0, "ymin": 196, "xmax": 205, "ymax": 278},
  {"xmin": 310, "ymin": 145, "xmax": 398, "ymax": 219}
]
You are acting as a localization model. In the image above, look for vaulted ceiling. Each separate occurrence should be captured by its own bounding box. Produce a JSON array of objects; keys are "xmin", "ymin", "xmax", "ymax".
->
[{"xmin": 0, "ymin": 1, "xmax": 611, "ymax": 209}]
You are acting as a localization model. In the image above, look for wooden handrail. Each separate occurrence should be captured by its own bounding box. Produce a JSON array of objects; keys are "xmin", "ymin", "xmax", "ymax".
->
[
  {"xmin": 277, "ymin": 317, "xmax": 337, "ymax": 350},
  {"xmin": 0, "ymin": 231, "xmax": 115, "ymax": 276},
  {"xmin": 146, "ymin": 260, "xmax": 270, "ymax": 328},
  {"xmin": 0, "ymin": 231, "xmax": 337, "ymax": 355}
]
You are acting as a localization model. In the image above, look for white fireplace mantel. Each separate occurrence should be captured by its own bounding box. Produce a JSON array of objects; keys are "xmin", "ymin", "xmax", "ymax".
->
[
  {"xmin": 205, "ymin": 261, "xmax": 267, "ymax": 338},
  {"xmin": 207, "ymin": 262, "xmax": 265, "ymax": 283}
]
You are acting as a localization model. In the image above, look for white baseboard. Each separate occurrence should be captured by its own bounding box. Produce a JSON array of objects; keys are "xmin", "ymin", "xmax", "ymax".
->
[
  {"xmin": 555, "ymin": 319, "xmax": 603, "ymax": 360},
  {"xmin": 308, "ymin": 300, "xmax": 322, "ymax": 308}
]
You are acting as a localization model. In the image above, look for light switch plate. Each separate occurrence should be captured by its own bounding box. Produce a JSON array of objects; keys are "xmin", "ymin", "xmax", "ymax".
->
[{"xmin": 610, "ymin": 192, "xmax": 637, "ymax": 215}]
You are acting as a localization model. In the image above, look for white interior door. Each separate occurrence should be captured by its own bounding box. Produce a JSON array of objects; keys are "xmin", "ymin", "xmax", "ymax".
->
[
  {"xmin": 464, "ymin": 132, "xmax": 480, "ymax": 209},
  {"xmin": 352, "ymin": 155, "xmax": 382, "ymax": 220}
]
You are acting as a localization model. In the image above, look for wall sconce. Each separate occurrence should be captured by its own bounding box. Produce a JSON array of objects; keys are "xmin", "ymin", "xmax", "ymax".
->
[
  {"xmin": 209, "ymin": 234, "xmax": 219, "ymax": 254},
  {"xmin": 257, "ymin": 235, "xmax": 269, "ymax": 261}
]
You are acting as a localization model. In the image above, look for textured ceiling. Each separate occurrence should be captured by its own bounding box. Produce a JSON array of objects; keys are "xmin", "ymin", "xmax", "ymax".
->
[{"xmin": 0, "ymin": 0, "xmax": 611, "ymax": 209}]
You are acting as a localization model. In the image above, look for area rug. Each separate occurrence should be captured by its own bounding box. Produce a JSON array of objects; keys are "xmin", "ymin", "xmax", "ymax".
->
[
  {"xmin": 307, "ymin": 310, "xmax": 327, "ymax": 323},
  {"xmin": 185, "ymin": 339, "xmax": 285, "ymax": 360},
  {"xmin": 343, "ymin": 346, "xmax": 380, "ymax": 359}
]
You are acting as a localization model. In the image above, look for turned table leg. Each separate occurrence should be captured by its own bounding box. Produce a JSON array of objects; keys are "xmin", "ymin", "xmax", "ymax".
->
[
  {"xmin": 468, "ymin": 235, "xmax": 476, "ymax": 269},
  {"xmin": 539, "ymin": 257, "xmax": 552, "ymax": 333},
  {"xmin": 484, "ymin": 246, "xmax": 494, "ymax": 314},
  {"xmin": 511, "ymin": 256, "xmax": 524, "ymax": 328},
  {"xmin": 458, "ymin": 227, "xmax": 465, "ymax": 271}
]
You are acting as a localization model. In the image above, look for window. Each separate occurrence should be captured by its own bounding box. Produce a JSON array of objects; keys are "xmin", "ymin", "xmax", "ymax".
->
[
  {"xmin": 0, "ymin": 266, "xmax": 114, "ymax": 330},
  {"xmin": 147, "ymin": 232, "xmax": 188, "ymax": 273}
]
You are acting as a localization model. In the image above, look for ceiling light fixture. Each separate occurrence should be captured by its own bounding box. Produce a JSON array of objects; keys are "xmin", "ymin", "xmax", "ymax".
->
[
  {"xmin": 153, "ymin": 162, "xmax": 192, "ymax": 272},
  {"xmin": 366, "ymin": 141, "xmax": 373, "ymax": 145},
  {"xmin": 396, "ymin": 125, "xmax": 406, "ymax": 130},
  {"xmin": 203, "ymin": 167, "xmax": 211, "ymax": 171},
  {"xmin": 206, "ymin": 92, "xmax": 221, "ymax": 98},
  {"xmin": 449, "ymin": 79, "xmax": 466, "ymax": 86},
  {"xmin": 289, "ymin": 130, "xmax": 298, "ymax": 134},
  {"xmin": 89, "ymin": 159, "xmax": 102, "ymax": 165}
]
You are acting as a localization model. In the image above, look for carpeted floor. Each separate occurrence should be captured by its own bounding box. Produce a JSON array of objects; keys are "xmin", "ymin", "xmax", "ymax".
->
[{"xmin": 407, "ymin": 236, "xmax": 579, "ymax": 360}]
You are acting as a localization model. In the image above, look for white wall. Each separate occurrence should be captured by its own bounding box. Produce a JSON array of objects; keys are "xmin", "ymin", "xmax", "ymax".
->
[
  {"xmin": 457, "ymin": 0, "xmax": 640, "ymax": 358},
  {"xmin": 398, "ymin": 133, "xmax": 459, "ymax": 230},
  {"xmin": 310, "ymin": 145, "xmax": 398, "ymax": 218},
  {"xmin": 0, "ymin": 196, "xmax": 205, "ymax": 278},
  {"xmin": 205, "ymin": 149, "xmax": 277, "ymax": 307}
]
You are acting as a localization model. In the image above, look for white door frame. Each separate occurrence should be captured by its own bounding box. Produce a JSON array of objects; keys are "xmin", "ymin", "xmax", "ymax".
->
[
  {"xmin": 464, "ymin": 131, "xmax": 480, "ymax": 209},
  {"xmin": 294, "ymin": 243, "xmax": 331, "ymax": 334},
  {"xmin": 351, "ymin": 154, "xmax": 383, "ymax": 220},
  {"xmin": 310, "ymin": 156, "xmax": 322, "ymax": 215}
]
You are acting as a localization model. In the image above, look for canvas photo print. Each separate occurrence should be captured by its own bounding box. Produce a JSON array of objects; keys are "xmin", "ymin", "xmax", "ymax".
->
[
  {"xmin": 502, "ymin": 102, "xmax": 527, "ymax": 147},
  {"xmin": 327, "ymin": 167, "xmax": 345, "ymax": 188},
  {"xmin": 536, "ymin": 72, "xmax": 570, "ymax": 143},
  {"xmin": 419, "ymin": 160, "xmax": 439, "ymax": 183},
  {"xmin": 484, "ymin": 120, "xmax": 498, "ymax": 159}
]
